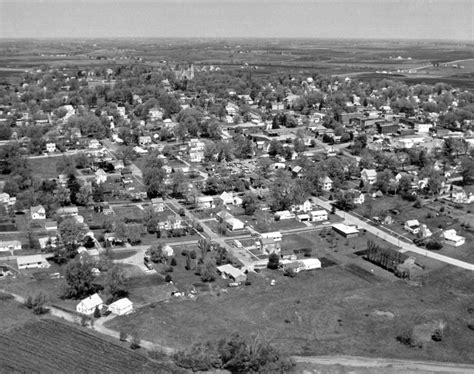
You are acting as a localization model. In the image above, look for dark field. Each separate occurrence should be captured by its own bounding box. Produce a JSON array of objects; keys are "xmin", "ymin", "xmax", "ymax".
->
[{"xmin": 0, "ymin": 318, "xmax": 177, "ymax": 373}]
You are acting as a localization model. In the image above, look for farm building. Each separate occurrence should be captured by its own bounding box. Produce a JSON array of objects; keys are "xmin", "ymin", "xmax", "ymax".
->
[
  {"xmin": 217, "ymin": 264, "xmax": 247, "ymax": 283},
  {"xmin": 0, "ymin": 240, "xmax": 22, "ymax": 252},
  {"xmin": 442, "ymin": 229, "xmax": 465, "ymax": 247},
  {"xmin": 76, "ymin": 293, "xmax": 104, "ymax": 315},
  {"xmin": 332, "ymin": 223, "xmax": 359, "ymax": 238},
  {"xmin": 108, "ymin": 298, "xmax": 133, "ymax": 316},
  {"xmin": 17, "ymin": 255, "xmax": 50, "ymax": 270},
  {"xmin": 284, "ymin": 258, "xmax": 322, "ymax": 273}
]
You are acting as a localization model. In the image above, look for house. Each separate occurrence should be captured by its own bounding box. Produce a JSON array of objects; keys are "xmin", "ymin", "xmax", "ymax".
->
[
  {"xmin": 38, "ymin": 236, "xmax": 58, "ymax": 250},
  {"xmin": 151, "ymin": 197, "xmax": 164, "ymax": 212},
  {"xmin": 89, "ymin": 139, "xmax": 100, "ymax": 149},
  {"xmin": 46, "ymin": 142, "xmax": 56, "ymax": 153},
  {"xmin": 216, "ymin": 211, "xmax": 245, "ymax": 231},
  {"xmin": 361, "ymin": 169, "xmax": 377, "ymax": 185},
  {"xmin": 139, "ymin": 135, "xmax": 152, "ymax": 146},
  {"xmin": 291, "ymin": 199, "xmax": 312, "ymax": 213},
  {"xmin": 42, "ymin": 221, "xmax": 57, "ymax": 232},
  {"xmin": 162, "ymin": 245, "xmax": 174, "ymax": 257},
  {"xmin": 451, "ymin": 186, "xmax": 474, "ymax": 204},
  {"xmin": 57, "ymin": 206, "xmax": 79, "ymax": 217},
  {"xmin": 310, "ymin": 209, "xmax": 328, "ymax": 222},
  {"xmin": 442, "ymin": 229, "xmax": 465, "ymax": 247},
  {"xmin": 260, "ymin": 231, "xmax": 282, "ymax": 241},
  {"xmin": 30, "ymin": 205, "xmax": 46, "ymax": 220},
  {"xmin": 419, "ymin": 224, "xmax": 432, "ymax": 239},
  {"xmin": 149, "ymin": 107, "xmax": 164, "ymax": 120},
  {"xmin": 0, "ymin": 192, "xmax": 10, "ymax": 204},
  {"xmin": 320, "ymin": 176, "xmax": 333, "ymax": 191},
  {"xmin": 218, "ymin": 191, "xmax": 242, "ymax": 206},
  {"xmin": 353, "ymin": 192, "xmax": 365, "ymax": 205},
  {"xmin": 196, "ymin": 196, "xmax": 215, "ymax": 210},
  {"xmin": 108, "ymin": 298, "xmax": 133, "ymax": 316},
  {"xmin": 332, "ymin": 223, "xmax": 359, "ymax": 238},
  {"xmin": 95, "ymin": 168, "xmax": 107, "ymax": 184},
  {"xmin": 17, "ymin": 254, "xmax": 50, "ymax": 270},
  {"xmin": 404, "ymin": 219, "xmax": 420, "ymax": 234},
  {"xmin": 76, "ymin": 293, "xmax": 104, "ymax": 315},
  {"xmin": 259, "ymin": 237, "xmax": 281, "ymax": 255},
  {"xmin": 189, "ymin": 149, "xmax": 204, "ymax": 163},
  {"xmin": 217, "ymin": 264, "xmax": 247, "ymax": 283},
  {"xmin": 0, "ymin": 240, "xmax": 22, "ymax": 252},
  {"xmin": 275, "ymin": 210, "xmax": 295, "ymax": 220}
]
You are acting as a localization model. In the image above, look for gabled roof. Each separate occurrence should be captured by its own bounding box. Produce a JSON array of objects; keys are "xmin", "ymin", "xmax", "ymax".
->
[
  {"xmin": 31, "ymin": 205, "xmax": 45, "ymax": 213},
  {"xmin": 78, "ymin": 293, "xmax": 103, "ymax": 310}
]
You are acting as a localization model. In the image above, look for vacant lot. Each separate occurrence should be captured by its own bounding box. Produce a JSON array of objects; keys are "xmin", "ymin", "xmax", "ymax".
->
[
  {"xmin": 28, "ymin": 156, "xmax": 64, "ymax": 178},
  {"xmin": 107, "ymin": 264, "xmax": 474, "ymax": 363},
  {"xmin": 0, "ymin": 319, "xmax": 177, "ymax": 373}
]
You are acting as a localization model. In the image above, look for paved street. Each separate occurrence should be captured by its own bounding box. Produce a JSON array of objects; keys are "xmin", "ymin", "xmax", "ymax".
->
[{"xmin": 312, "ymin": 197, "xmax": 474, "ymax": 271}]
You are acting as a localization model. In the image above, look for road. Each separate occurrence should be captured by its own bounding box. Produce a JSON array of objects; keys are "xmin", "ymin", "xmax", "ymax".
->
[
  {"xmin": 294, "ymin": 355, "xmax": 474, "ymax": 373},
  {"xmin": 312, "ymin": 197, "xmax": 474, "ymax": 271}
]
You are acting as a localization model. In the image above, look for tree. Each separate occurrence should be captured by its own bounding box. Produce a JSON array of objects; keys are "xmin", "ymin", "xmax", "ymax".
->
[
  {"xmin": 104, "ymin": 264, "xmax": 127, "ymax": 301},
  {"xmin": 267, "ymin": 253, "xmax": 280, "ymax": 270},
  {"xmin": 460, "ymin": 157, "xmax": 474, "ymax": 185},
  {"xmin": 94, "ymin": 306, "xmax": 101, "ymax": 318},
  {"xmin": 242, "ymin": 192, "xmax": 259, "ymax": 215},
  {"xmin": 200, "ymin": 255, "xmax": 218, "ymax": 282},
  {"xmin": 58, "ymin": 217, "xmax": 87, "ymax": 258},
  {"xmin": 63, "ymin": 257, "xmax": 95, "ymax": 299},
  {"xmin": 25, "ymin": 292, "xmax": 49, "ymax": 315}
]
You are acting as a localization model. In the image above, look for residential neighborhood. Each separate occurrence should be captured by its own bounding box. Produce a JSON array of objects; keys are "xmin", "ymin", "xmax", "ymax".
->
[{"xmin": 0, "ymin": 35, "xmax": 473, "ymax": 374}]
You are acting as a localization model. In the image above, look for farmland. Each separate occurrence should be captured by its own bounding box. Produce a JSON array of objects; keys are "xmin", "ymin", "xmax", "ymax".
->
[
  {"xmin": 107, "ymin": 264, "xmax": 474, "ymax": 363},
  {"xmin": 0, "ymin": 318, "xmax": 179, "ymax": 373}
]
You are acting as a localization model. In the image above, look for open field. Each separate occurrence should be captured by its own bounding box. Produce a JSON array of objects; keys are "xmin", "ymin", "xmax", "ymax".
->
[
  {"xmin": 0, "ymin": 318, "xmax": 177, "ymax": 373},
  {"xmin": 107, "ymin": 264, "xmax": 474, "ymax": 363},
  {"xmin": 0, "ymin": 295, "xmax": 38, "ymax": 331}
]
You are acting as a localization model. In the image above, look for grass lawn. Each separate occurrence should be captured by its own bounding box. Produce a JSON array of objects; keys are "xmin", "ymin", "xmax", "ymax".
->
[
  {"xmin": 0, "ymin": 297, "xmax": 38, "ymax": 331},
  {"xmin": 106, "ymin": 264, "xmax": 474, "ymax": 363},
  {"xmin": 28, "ymin": 156, "xmax": 65, "ymax": 179},
  {"xmin": 112, "ymin": 205, "xmax": 144, "ymax": 222}
]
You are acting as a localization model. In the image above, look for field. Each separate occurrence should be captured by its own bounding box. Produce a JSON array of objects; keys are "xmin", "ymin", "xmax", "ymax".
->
[
  {"xmin": 28, "ymin": 156, "xmax": 66, "ymax": 178},
  {"xmin": 0, "ymin": 318, "xmax": 178, "ymax": 373},
  {"xmin": 107, "ymin": 264, "xmax": 474, "ymax": 363}
]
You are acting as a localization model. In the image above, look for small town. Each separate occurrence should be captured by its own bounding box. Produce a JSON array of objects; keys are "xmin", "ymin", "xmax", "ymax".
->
[{"xmin": 0, "ymin": 2, "xmax": 473, "ymax": 373}]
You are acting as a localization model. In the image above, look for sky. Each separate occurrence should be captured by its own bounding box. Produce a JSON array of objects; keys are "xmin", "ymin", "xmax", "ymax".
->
[{"xmin": 0, "ymin": 0, "xmax": 472, "ymax": 40}]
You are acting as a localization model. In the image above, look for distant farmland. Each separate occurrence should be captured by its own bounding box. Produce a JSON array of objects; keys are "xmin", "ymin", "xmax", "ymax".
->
[{"xmin": 0, "ymin": 319, "xmax": 176, "ymax": 373}]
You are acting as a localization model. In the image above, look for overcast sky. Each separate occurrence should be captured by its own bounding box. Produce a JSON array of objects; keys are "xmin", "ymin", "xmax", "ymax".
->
[{"xmin": 0, "ymin": 0, "xmax": 472, "ymax": 40}]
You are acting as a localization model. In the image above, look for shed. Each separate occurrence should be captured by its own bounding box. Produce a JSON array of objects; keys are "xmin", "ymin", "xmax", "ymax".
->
[{"xmin": 108, "ymin": 298, "xmax": 133, "ymax": 316}]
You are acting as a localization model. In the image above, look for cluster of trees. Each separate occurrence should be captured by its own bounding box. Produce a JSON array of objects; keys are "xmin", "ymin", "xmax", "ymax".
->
[
  {"xmin": 173, "ymin": 332, "xmax": 294, "ymax": 373},
  {"xmin": 365, "ymin": 240, "xmax": 406, "ymax": 273}
]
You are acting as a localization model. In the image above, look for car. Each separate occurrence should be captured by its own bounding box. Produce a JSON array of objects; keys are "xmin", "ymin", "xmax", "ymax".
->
[
  {"xmin": 228, "ymin": 282, "xmax": 241, "ymax": 287},
  {"xmin": 270, "ymin": 279, "xmax": 276, "ymax": 286},
  {"xmin": 144, "ymin": 262, "xmax": 154, "ymax": 270}
]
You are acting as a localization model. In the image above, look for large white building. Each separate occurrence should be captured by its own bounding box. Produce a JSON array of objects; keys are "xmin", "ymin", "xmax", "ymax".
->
[{"xmin": 76, "ymin": 293, "xmax": 104, "ymax": 315}]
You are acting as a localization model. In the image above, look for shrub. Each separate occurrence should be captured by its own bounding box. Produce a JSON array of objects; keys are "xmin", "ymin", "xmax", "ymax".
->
[
  {"xmin": 284, "ymin": 267, "xmax": 296, "ymax": 277},
  {"xmin": 244, "ymin": 280, "xmax": 252, "ymax": 286},
  {"xmin": 165, "ymin": 274, "xmax": 172, "ymax": 283},
  {"xmin": 170, "ymin": 257, "xmax": 177, "ymax": 266},
  {"xmin": 426, "ymin": 239, "xmax": 443, "ymax": 250},
  {"xmin": 0, "ymin": 292, "xmax": 14, "ymax": 301},
  {"xmin": 93, "ymin": 306, "xmax": 101, "ymax": 319},
  {"xmin": 413, "ymin": 199, "xmax": 422, "ymax": 208},
  {"xmin": 24, "ymin": 292, "xmax": 48, "ymax": 315},
  {"xmin": 267, "ymin": 253, "xmax": 280, "ymax": 270},
  {"xmin": 119, "ymin": 331, "xmax": 128, "ymax": 342},
  {"xmin": 130, "ymin": 332, "xmax": 141, "ymax": 350},
  {"xmin": 181, "ymin": 249, "xmax": 188, "ymax": 256}
]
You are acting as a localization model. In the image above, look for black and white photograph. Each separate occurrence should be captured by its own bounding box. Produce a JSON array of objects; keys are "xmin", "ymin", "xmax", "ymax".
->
[{"xmin": 0, "ymin": 0, "xmax": 473, "ymax": 372}]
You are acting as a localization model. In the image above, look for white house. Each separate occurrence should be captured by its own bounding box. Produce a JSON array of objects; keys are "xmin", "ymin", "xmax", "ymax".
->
[
  {"xmin": 310, "ymin": 209, "xmax": 328, "ymax": 222},
  {"xmin": 361, "ymin": 169, "xmax": 377, "ymax": 185},
  {"xmin": 260, "ymin": 231, "xmax": 282, "ymax": 242},
  {"xmin": 320, "ymin": 176, "xmax": 333, "ymax": 191},
  {"xmin": 216, "ymin": 211, "xmax": 245, "ymax": 231},
  {"xmin": 196, "ymin": 196, "xmax": 215, "ymax": 209},
  {"xmin": 139, "ymin": 136, "xmax": 152, "ymax": 146},
  {"xmin": 46, "ymin": 142, "xmax": 56, "ymax": 153},
  {"xmin": 275, "ymin": 210, "xmax": 295, "ymax": 220},
  {"xmin": 149, "ymin": 107, "xmax": 164, "ymax": 120},
  {"xmin": 38, "ymin": 236, "xmax": 58, "ymax": 250},
  {"xmin": 89, "ymin": 139, "xmax": 100, "ymax": 149},
  {"xmin": 17, "ymin": 254, "xmax": 50, "ymax": 270},
  {"xmin": 0, "ymin": 192, "xmax": 10, "ymax": 204},
  {"xmin": 108, "ymin": 298, "xmax": 133, "ymax": 316},
  {"xmin": 76, "ymin": 293, "xmax": 104, "ymax": 315},
  {"xmin": 218, "ymin": 191, "xmax": 242, "ymax": 206},
  {"xmin": 353, "ymin": 192, "xmax": 365, "ymax": 205},
  {"xmin": 30, "ymin": 205, "xmax": 46, "ymax": 220},
  {"xmin": 404, "ymin": 219, "xmax": 420, "ymax": 235},
  {"xmin": 189, "ymin": 149, "xmax": 204, "ymax": 163},
  {"xmin": 291, "ymin": 199, "xmax": 312, "ymax": 213},
  {"xmin": 442, "ymin": 229, "xmax": 465, "ymax": 247},
  {"xmin": 0, "ymin": 240, "xmax": 22, "ymax": 252},
  {"xmin": 95, "ymin": 168, "xmax": 107, "ymax": 184},
  {"xmin": 151, "ymin": 197, "xmax": 165, "ymax": 212}
]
